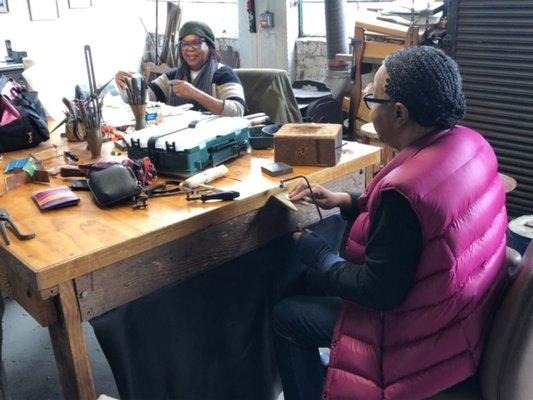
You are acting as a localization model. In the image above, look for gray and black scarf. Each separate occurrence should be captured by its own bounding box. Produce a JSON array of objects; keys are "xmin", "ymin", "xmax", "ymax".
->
[{"xmin": 168, "ymin": 53, "xmax": 219, "ymax": 111}]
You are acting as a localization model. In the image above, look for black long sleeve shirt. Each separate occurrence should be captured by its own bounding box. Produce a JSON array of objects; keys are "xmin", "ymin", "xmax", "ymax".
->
[{"xmin": 295, "ymin": 190, "xmax": 422, "ymax": 311}]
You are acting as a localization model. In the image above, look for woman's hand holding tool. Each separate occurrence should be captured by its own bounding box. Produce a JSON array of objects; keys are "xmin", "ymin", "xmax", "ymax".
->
[
  {"xmin": 169, "ymin": 79, "xmax": 199, "ymax": 100},
  {"xmin": 288, "ymin": 183, "xmax": 347, "ymax": 210},
  {"xmin": 115, "ymin": 71, "xmax": 136, "ymax": 90},
  {"xmin": 122, "ymin": 74, "xmax": 147, "ymax": 106}
]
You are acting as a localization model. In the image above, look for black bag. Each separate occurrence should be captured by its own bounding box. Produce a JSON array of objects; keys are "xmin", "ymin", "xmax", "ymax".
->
[
  {"xmin": 0, "ymin": 78, "xmax": 50, "ymax": 153},
  {"xmin": 88, "ymin": 166, "xmax": 142, "ymax": 207}
]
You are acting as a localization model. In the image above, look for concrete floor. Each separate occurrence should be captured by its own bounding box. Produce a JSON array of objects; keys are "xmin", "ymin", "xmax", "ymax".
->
[
  {"xmin": 2, "ymin": 298, "xmax": 119, "ymax": 400},
  {"xmin": 2, "ymin": 299, "xmax": 285, "ymax": 400}
]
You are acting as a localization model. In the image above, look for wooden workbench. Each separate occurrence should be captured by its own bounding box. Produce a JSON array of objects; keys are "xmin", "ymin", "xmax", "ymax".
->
[{"xmin": 0, "ymin": 135, "xmax": 380, "ymax": 399}]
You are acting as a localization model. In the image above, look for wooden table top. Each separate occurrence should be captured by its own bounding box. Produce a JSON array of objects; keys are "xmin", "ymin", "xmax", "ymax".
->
[{"xmin": 0, "ymin": 135, "xmax": 380, "ymax": 293}]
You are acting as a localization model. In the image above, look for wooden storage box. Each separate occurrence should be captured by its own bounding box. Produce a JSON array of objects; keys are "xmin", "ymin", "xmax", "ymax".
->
[{"xmin": 274, "ymin": 123, "xmax": 342, "ymax": 166}]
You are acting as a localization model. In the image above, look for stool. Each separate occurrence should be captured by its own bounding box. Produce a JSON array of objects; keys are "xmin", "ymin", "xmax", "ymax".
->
[
  {"xmin": 499, "ymin": 173, "xmax": 517, "ymax": 194},
  {"xmin": 360, "ymin": 122, "xmax": 395, "ymax": 184}
]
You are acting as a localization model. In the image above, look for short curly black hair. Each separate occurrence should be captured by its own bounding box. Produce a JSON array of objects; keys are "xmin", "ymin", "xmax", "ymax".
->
[{"xmin": 383, "ymin": 46, "xmax": 466, "ymax": 129}]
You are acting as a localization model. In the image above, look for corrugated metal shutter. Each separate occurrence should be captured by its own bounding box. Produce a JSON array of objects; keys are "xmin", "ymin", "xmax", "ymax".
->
[{"xmin": 447, "ymin": 0, "xmax": 533, "ymax": 217}]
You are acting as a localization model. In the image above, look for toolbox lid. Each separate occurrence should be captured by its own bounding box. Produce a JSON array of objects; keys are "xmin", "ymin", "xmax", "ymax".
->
[
  {"xmin": 124, "ymin": 110, "xmax": 206, "ymax": 148},
  {"xmin": 155, "ymin": 117, "xmax": 251, "ymax": 151}
]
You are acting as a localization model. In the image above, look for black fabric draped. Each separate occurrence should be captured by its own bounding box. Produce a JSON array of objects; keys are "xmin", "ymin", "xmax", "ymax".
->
[{"xmin": 90, "ymin": 214, "xmax": 346, "ymax": 400}]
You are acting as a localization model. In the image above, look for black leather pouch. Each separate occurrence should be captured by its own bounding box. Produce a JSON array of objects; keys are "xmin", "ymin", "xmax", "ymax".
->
[{"xmin": 88, "ymin": 166, "xmax": 142, "ymax": 207}]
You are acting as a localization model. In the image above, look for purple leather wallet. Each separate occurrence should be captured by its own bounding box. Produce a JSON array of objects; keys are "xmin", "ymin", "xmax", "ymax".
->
[{"xmin": 32, "ymin": 186, "xmax": 80, "ymax": 210}]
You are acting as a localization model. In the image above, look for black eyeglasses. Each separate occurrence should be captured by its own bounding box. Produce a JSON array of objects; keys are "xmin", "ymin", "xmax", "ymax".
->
[
  {"xmin": 363, "ymin": 93, "xmax": 396, "ymax": 109},
  {"xmin": 179, "ymin": 38, "xmax": 206, "ymax": 50}
]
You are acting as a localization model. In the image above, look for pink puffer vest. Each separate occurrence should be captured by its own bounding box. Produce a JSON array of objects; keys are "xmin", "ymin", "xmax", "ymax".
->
[{"xmin": 323, "ymin": 126, "xmax": 508, "ymax": 400}]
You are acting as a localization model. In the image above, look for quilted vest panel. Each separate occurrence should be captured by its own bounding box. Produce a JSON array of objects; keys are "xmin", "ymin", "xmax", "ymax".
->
[{"xmin": 324, "ymin": 126, "xmax": 508, "ymax": 400}]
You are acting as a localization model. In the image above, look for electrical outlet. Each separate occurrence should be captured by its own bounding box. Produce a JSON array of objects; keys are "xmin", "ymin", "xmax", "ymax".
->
[{"xmin": 259, "ymin": 11, "xmax": 274, "ymax": 30}]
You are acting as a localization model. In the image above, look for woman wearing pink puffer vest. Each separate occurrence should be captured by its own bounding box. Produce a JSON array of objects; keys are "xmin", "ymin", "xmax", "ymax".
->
[{"xmin": 273, "ymin": 46, "xmax": 508, "ymax": 400}]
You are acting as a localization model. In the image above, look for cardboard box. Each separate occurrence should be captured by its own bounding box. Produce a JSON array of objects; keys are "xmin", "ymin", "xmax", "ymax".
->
[{"xmin": 274, "ymin": 123, "xmax": 342, "ymax": 166}]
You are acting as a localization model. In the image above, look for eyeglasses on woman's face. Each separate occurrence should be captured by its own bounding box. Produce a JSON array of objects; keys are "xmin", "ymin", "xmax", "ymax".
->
[
  {"xmin": 363, "ymin": 93, "xmax": 396, "ymax": 109},
  {"xmin": 179, "ymin": 38, "xmax": 206, "ymax": 50}
]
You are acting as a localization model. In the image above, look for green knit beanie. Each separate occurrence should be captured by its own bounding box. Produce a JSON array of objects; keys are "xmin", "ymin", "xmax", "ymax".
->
[{"xmin": 179, "ymin": 21, "xmax": 216, "ymax": 48}]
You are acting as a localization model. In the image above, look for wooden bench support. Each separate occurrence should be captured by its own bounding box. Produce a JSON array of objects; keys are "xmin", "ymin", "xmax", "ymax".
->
[{"xmin": 48, "ymin": 281, "xmax": 96, "ymax": 400}]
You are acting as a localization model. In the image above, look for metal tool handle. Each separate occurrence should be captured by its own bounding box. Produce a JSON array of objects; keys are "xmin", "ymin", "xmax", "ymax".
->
[
  {"xmin": 200, "ymin": 190, "xmax": 240, "ymax": 202},
  {"xmin": 84, "ymin": 44, "xmax": 100, "ymax": 126},
  {"xmin": 6, "ymin": 217, "xmax": 36, "ymax": 241},
  {"xmin": 0, "ymin": 209, "xmax": 36, "ymax": 245},
  {"xmin": 84, "ymin": 45, "xmax": 97, "ymax": 95},
  {"xmin": 0, "ymin": 222, "xmax": 10, "ymax": 245},
  {"xmin": 180, "ymin": 165, "xmax": 229, "ymax": 190}
]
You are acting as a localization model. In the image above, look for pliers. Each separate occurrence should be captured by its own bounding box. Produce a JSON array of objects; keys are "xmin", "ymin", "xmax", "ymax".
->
[
  {"xmin": 0, "ymin": 209, "xmax": 36, "ymax": 245},
  {"xmin": 144, "ymin": 181, "xmax": 184, "ymax": 198},
  {"xmin": 131, "ymin": 181, "xmax": 184, "ymax": 209},
  {"xmin": 143, "ymin": 181, "xmax": 240, "ymax": 202}
]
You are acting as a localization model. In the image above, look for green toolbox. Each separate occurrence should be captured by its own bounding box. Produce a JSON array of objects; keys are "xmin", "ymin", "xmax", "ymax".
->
[{"xmin": 125, "ymin": 111, "xmax": 251, "ymax": 176}]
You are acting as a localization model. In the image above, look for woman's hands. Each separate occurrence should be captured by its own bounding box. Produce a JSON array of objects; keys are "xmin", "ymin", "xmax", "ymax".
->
[
  {"xmin": 115, "ymin": 71, "xmax": 136, "ymax": 90},
  {"xmin": 292, "ymin": 228, "xmax": 311, "ymax": 241},
  {"xmin": 288, "ymin": 183, "xmax": 351, "ymax": 211},
  {"xmin": 169, "ymin": 80, "xmax": 200, "ymax": 100},
  {"xmin": 170, "ymin": 79, "xmax": 225, "ymax": 115}
]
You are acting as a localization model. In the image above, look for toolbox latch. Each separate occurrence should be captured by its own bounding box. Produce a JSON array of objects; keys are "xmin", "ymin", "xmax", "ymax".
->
[
  {"xmin": 209, "ymin": 139, "xmax": 239, "ymax": 166},
  {"xmin": 165, "ymin": 142, "xmax": 176, "ymax": 152}
]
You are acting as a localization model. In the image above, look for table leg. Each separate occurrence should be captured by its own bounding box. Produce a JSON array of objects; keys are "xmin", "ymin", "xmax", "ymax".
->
[
  {"xmin": 48, "ymin": 282, "xmax": 96, "ymax": 400},
  {"xmin": 0, "ymin": 293, "xmax": 9, "ymax": 400}
]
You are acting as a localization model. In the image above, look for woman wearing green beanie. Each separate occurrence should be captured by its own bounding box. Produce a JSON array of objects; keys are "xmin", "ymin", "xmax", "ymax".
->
[{"xmin": 116, "ymin": 21, "xmax": 245, "ymax": 117}]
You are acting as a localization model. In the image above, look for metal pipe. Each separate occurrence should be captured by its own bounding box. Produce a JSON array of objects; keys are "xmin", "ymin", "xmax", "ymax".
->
[
  {"xmin": 323, "ymin": 0, "xmax": 351, "ymax": 102},
  {"xmin": 324, "ymin": 0, "xmax": 349, "ymax": 70}
]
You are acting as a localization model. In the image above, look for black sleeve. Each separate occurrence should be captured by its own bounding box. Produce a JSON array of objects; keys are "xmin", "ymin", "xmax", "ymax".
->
[
  {"xmin": 165, "ymin": 68, "xmax": 179, "ymax": 80},
  {"xmin": 212, "ymin": 66, "xmax": 246, "ymax": 107},
  {"xmin": 339, "ymin": 191, "xmax": 361, "ymax": 220},
  {"xmin": 304, "ymin": 189, "xmax": 422, "ymax": 310},
  {"xmin": 148, "ymin": 82, "xmax": 167, "ymax": 103},
  {"xmin": 212, "ymin": 65, "xmax": 242, "ymax": 85}
]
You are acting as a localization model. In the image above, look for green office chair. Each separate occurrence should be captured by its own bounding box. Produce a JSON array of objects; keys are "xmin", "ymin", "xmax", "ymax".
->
[{"xmin": 234, "ymin": 68, "xmax": 302, "ymax": 125}]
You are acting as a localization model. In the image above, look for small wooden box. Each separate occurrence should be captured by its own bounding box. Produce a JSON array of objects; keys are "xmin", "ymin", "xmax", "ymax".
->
[{"xmin": 274, "ymin": 123, "xmax": 342, "ymax": 167}]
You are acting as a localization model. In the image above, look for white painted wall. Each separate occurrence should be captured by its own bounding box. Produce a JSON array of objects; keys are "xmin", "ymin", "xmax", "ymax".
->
[
  {"xmin": 294, "ymin": 38, "xmax": 328, "ymax": 81},
  {"xmin": 237, "ymin": 0, "xmax": 299, "ymax": 75},
  {"xmin": 285, "ymin": 0, "xmax": 299, "ymax": 78},
  {"xmin": 0, "ymin": 0, "xmax": 149, "ymax": 74},
  {"xmin": 0, "ymin": 0, "xmax": 329, "ymax": 116},
  {"xmin": 0, "ymin": 0, "xmax": 149, "ymax": 118}
]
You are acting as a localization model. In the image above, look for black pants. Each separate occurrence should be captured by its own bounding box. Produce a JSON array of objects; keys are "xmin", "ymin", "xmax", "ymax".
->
[
  {"xmin": 273, "ymin": 296, "xmax": 341, "ymax": 400},
  {"xmin": 272, "ymin": 214, "xmax": 347, "ymax": 400}
]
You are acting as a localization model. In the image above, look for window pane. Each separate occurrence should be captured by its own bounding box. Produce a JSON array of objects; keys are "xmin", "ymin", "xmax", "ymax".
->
[
  {"xmin": 300, "ymin": 0, "xmax": 395, "ymax": 37},
  {"xmin": 180, "ymin": 0, "xmax": 238, "ymax": 36},
  {"xmin": 301, "ymin": 2, "xmax": 326, "ymax": 36}
]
